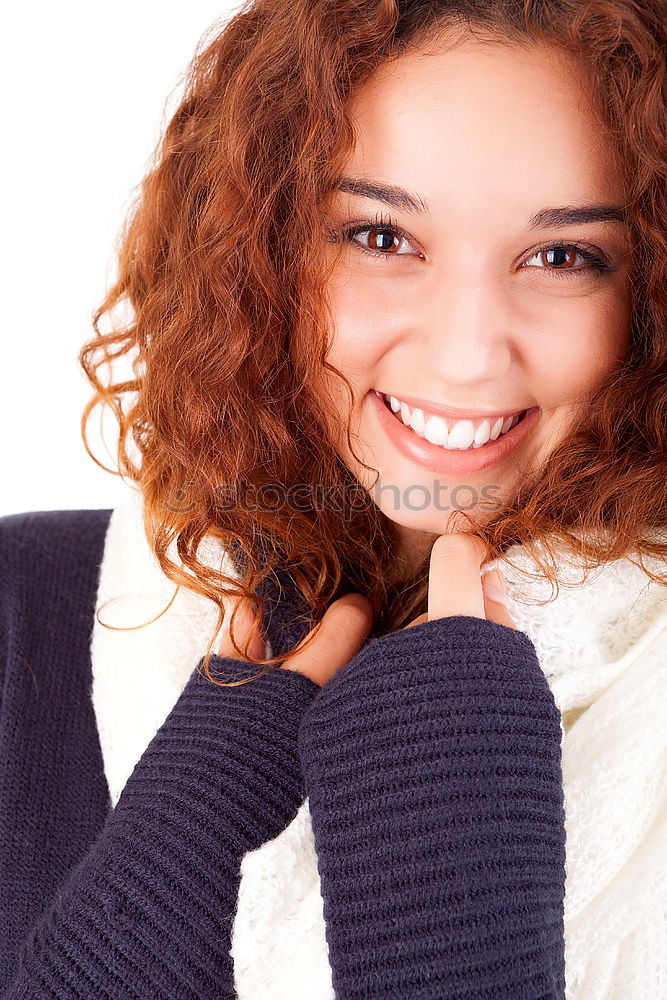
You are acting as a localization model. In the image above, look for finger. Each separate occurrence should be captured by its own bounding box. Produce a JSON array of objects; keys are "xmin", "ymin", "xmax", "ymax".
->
[
  {"xmin": 280, "ymin": 592, "xmax": 374, "ymax": 687},
  {"xmin": 404, "ymin": 612, "xmax": 429, "ymax": 629},
  {"xmin": 218, "ymin": 596, "xmax": 266, "ymax": 661},
  {"xmin": 427, "ymin": 532, "xmax": 489, "ymax": 621},
  {"xmin": 481, "ymin": 568, "xmax": 517, "ymax": 630}
]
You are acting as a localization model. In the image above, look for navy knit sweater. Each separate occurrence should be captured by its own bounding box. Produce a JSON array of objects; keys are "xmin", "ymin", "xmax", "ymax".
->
[{"xmin": 0, "ymin": 506, "xmax": 567, "ymax": 998}]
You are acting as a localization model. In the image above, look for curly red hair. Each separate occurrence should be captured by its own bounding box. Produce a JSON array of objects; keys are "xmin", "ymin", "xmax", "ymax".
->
[{"xmin": 80, "ymin": 0, "xmax": 667, "ymax": 683}]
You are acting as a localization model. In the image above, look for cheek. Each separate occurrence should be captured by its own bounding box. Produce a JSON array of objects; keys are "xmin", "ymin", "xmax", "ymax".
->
[
  {"xmin": 323, "ymin": 269, "xmax": 396, "ymax": 376},
  {"xmin": 323, "ymin": 262, "xmax": 633, "ymax": 404},
  {"xmin": 525, "ymin": 287, "xmax": 632, "ymax": 406}
]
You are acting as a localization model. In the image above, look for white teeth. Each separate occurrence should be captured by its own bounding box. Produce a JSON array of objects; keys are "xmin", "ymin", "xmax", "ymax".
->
[
  {"xmin": 409, "ymin": 407, "xmax": 426, "ymax": 434},
  {"xmin": 423, "ymin": 414, "xmax": 449, "ymax": 446},
  {"xmin": 446, "ymin": 419, "xmax": 475, "ymax": 450},
  {"xmin": 473, "ymin": 418, "xmax": 491, "ymax": 447},
  {"xmin": 489, "ymin": 417, "xmax": 504, "ymax": 441},
  {"xmin": 383, "ymin": 392, "xmax": 526, "ymax": 451}
]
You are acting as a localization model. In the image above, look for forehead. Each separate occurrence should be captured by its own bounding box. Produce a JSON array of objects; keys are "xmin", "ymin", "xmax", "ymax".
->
[{"xmin": 342, "ymin": 37, "xmax": 624, "ymax": 218}]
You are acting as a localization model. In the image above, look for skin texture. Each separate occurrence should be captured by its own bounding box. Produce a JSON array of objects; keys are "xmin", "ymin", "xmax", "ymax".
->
[{"xmin": 318, "ymin": 32, "xmax": 634, "ymax": 573}]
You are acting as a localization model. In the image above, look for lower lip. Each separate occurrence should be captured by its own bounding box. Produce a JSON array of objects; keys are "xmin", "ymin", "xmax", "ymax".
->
[{"xmin": 369, "ymin": 389, "xmax": 540, "ymax": 475}]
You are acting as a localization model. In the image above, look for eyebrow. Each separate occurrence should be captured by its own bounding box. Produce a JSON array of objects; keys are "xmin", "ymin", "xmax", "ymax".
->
[{"xmin": 334, "ymin": 174, "xmax": 630, "ymax": 228}]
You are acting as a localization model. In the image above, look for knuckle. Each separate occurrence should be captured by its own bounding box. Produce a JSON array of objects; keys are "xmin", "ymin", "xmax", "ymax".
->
[{"xmin": 329, "ymin": 595, "xmax": 373, "ymax": 635}]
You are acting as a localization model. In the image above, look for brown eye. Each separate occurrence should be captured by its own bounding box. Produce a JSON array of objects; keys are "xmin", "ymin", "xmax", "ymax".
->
[
  {"xmin": 523, "ymin": 243, "xmax": 612, "ymax": 279},
  {"xmin": 540, "ymin": 247, "xmax": 578, "ymax": 269},
  {"xmin": 365, "ymin": 227, "xmax": 402, "ymax": 253},
  {"xmin": 340, "ymin": 218, "xmax": 420, "ymax": 259}
]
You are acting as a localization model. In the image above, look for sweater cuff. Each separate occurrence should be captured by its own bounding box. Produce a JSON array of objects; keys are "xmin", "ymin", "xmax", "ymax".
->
[
  {"xmin": 115, "ymin": 654, "xmax": 321, "ymax": 851},
  {"xmin": 298, "ymin": 615, "xmax": 566, "ymax": 999},
  {"xmin": 307, "ymin": 613, "xmax": 559, "ymax": 724}
]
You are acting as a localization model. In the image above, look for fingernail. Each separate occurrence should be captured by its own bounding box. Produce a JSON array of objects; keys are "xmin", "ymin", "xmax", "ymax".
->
[{"xmin": 482, "ymin": 569, "xmax": 510, "ymax": 608}]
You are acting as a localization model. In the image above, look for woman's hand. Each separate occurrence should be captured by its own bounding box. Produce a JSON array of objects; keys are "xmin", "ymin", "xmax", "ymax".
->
[
  {"xmin": 218, "ymin": 531, "xmax": 512, "ymax": 683},
  {"xmin": 404, "ymin": 532, "xmax": 516, "ymax": 630},
  {"xmin": 217, "ymin": 592, "xmax": 374, "ymax": 687}
]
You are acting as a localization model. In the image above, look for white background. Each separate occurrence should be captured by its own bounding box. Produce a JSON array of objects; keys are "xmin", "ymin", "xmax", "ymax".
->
[{"xmin": 1, "ymin": 2, "xmax": 239, "ymax": 517}]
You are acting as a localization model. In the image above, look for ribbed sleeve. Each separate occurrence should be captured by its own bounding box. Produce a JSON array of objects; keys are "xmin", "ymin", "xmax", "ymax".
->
[
  {"xmin": 4, "ymin": 657, "xmax": 320, "ymax": 999},
  {"xmin": 298, "ymin": 614, "xmax": 567, "ymax": 1000}
]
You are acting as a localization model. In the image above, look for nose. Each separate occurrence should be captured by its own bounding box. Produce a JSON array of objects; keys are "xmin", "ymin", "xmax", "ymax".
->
[{"xmin": 418, "ymin": 269, "xmax": 516, "ymax": 386}]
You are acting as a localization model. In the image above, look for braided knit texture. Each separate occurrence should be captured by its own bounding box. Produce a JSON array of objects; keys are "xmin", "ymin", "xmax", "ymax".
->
[
  {"xmin": 3, "ymin": 640, "xmax": 319, "ymax": 997},
  {"xmin": 298, "ymin": 614, "xmax": 567, "ymax": 1000}
]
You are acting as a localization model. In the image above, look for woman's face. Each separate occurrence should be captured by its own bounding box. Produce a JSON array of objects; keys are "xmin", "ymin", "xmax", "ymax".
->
[{"xmin": 320, "ymin": 33, "xmax": 634, "ymax": 568}]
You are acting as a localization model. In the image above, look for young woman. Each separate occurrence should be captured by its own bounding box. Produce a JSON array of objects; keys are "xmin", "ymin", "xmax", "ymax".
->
[{"xmin": 1, "ymin": 0, "xmax": 666, "ymax": 997}]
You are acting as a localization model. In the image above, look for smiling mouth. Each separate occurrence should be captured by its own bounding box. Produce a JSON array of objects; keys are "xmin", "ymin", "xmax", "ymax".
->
[{"xmin": 379, "ymin": 391, "xmax": 530, "ymax": 451}]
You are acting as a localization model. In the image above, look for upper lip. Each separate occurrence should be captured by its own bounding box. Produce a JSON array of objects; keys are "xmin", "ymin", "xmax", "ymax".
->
[{"xmin": 378, "ymin": 389, "xmax": 532, "ymax": 422}]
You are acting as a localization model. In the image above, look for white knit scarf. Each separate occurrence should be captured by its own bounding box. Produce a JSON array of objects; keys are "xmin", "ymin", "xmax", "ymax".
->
[{"xmin": 91, "ymin": 487, "xmax": 667, "ymax": 999}]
